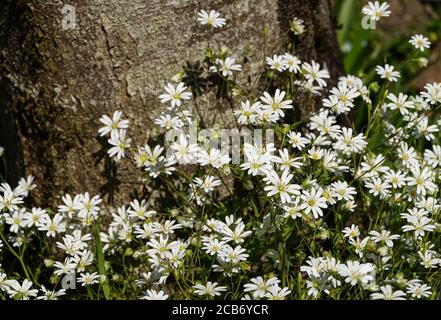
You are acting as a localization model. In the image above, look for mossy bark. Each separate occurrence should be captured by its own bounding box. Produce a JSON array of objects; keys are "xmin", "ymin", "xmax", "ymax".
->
[{"xmin": 0, "ymin": 0, "xmax": 342, "ymax": 208}]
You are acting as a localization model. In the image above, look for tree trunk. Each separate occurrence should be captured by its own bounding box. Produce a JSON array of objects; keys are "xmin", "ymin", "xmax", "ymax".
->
[{"xmin": 0, "ymin": 0, "xmax": 342, "ymax": 207}]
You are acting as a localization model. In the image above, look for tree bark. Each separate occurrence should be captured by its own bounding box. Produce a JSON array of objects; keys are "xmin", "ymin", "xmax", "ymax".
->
[{"xmin": 0, "ymin": 0, "xmax": 342, "ymax": 207}]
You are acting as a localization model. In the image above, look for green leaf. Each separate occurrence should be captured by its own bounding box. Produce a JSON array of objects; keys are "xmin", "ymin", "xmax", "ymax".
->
[
  {"xmin": 94, "ymin": 223, "xmax": 111, "ymax": 300},
  {"xmin": 282, "ymin": 222, "xmax": 295, "ymax": 241},
  {"xmin": 250, "ymin": 198, "xmax": 260, "ymax": 218},
  {"xmin": 337, "ymin": 0, "xmax": 355, "ymax": 46}
]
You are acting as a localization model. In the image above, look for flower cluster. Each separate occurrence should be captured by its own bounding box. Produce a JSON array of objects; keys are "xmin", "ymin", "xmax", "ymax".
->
[{"xmin": 0, "ymin": 3, "xmax": 439, "ymax": 300}]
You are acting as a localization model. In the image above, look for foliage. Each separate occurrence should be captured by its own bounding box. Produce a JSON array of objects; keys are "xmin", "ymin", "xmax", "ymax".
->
[{"xmin": 0, "ymin": 4, "xmax": 440, "ymax": 300}]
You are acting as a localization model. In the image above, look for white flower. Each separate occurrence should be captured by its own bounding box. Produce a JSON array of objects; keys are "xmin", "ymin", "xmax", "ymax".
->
[
  {"xmin": 5, "ymin": 209, "xmax": 27, "ymax": 233},
  {"xmin": 387, "ymin": 93, "xmax": 414, "ymax": 115},
  {"xmin": 0, "ymin": 273, "xmax": 13, "ymax": 292},
  {"xmin": 412, "ymin": 95, "xmax": 430, "ymax": 111},
  {"xmin": 327, "ymin": 83, "xmax": 360, "ymax": 114},
  {"xmin": 290, "ymin": 17, "xmax": 305, "ymax": 35},
  {"xmin": 415, "ymin": 196, "xmax": 439, "ymax": 213},
  {"xmin": 98, "ymin": 111, "xmax": 129, "ymax": 137},
  {"xmin": 57, "ymin": 234, "xmax": 84, "ymax": 256},
  {"xmin": 263, "ymin": 169, "xmax": 301, "ymax": 204},
  {"xmin": 159, "ymin": 82, "xmax": 192, "ymax": 109},
  {"xmin": 402, "ymin": 215, "xmax": 435, "ymax": 237},
  {"xmin": 384, "ymin": 170, "xmax": 406, "ymax": 189},
  {"xmin": 240, "ymin": 152, "xmax": 272, "ymax": 176},
  {"xmin": 234, "ymin": 100, "xmax": 261, "ymax": 125},
  {"xmin": 256, "ymin": 107, "xmax": 279, "ymax": 124},
  {"xmin": 37, "ymin": 286, "xmax": 66, "ymax": 300},
  {"xmin": 365, "ymin": 178, "xmax": 390, "ymax": 198},
  {"xmin": 362, "ymin": 1, "xmax": 391, "ymax": 22},
  {"xmin": 369, "ymin": 230, "xmax": 400, "ymax": 247},
  {"xmin": 331, "ymin": 181, "xmax": 357, "ymax": 201},
  {"xmin": 302, "ymin": 61, "xmax": 330, "ymax": 87},
  {"xmin": 295, "ymin": 80, "xmax": 323, "ymax": 95},
  {"xmin": 77, "ymin": 272, "xmax": 100, "ymax": 286},
  {"xmin": 273, "ymin": 148, "xmax": 303, "ymax": 171},
  {"xmin": 72, "ymin": 250, "xmax": 94, "ymax": 272},
  {"xmin": 141, "ymin": 289, "xmax": 169, "ymax": 300},
  {"xmin": 322, "ymin": 150, "xmax": 345, "ymax": 172},
  {"xmin": 192, "ymin": 175, "xmax": 221, "ymax": 193},
  {"xmin": 287, "ymin": 131, "xmax": 309, "ymax": 150},
  {"xmin": 337, "ymin": 261, "xmax": 375, "ymax": 286},
  {"xmin": 107, "ymin": 129, "xmax": 131, "ymax": 160},
  {"xmin": 406, "ymin": 167, "xmax": 437, "ymax": 196},
  {"xmin": 193, "ymin": 282, "xmax": 227, "ymax": 297},
  {"xmin": 53, "ymin": 258, "xmax": 77, "ymax": 276},
  {"xmin": 202, "ymin": 238, "xmax": 226, "ymax": 255},
  {"xmin": 282, "ymin": 199, "xmax": 303, "ymax": 219},
  {"xmin": 342, "ymin": 224, "xmax": 360, "ymax": 239},
  {"xmin": 421, "ymin": 82, "xmax": 441, "ymax": 104},
  {"xmin": 409, "ymin": 34, "xmax": 431, "ymax": 52},
  {"xmin": 210, "ymin": 57, "xmax": 242, "ymax": 77},
  {"xmin": 7, "ymin": 279, "xmax": 39, "ymax": 300},
  {"xmin": 334, "ymin": 128, "xmax": 367, "ymax": 155},
  {"xmin": 400, "ymin": 207, "xmax": 429, "ymax": 220},
  {"xmin": 424, "ymin": 145, "xmax": 441, "ymax": 168},
  {"xmin": 221, "ymin": 222, "xmax": 252, "ymax": 244},
  {"xmin": 349, "ymin": 236, "xmax": 370, "ymax": 258},
  {"xmin": 147, "ymin": 235, "xmax": 179, "ymax": 259},
  {"xmin": 300, "ymin": 187, "xmax": 328, "ymax": 219},
  {"xmin": 128, "ymin": 199, "xmax": 156, "ymax": 220},
  {"xmin": 171, "ymin": 134, "xmax": 199, "ymax": 164},
  {"xmin": 58, "ymin": 194, "xmax": 82, "ymax": 218},
  {"xmin": 198, "ymin": 148, "xmax": 230, "ymax": 168},
  {"xmin": 308, "ymin": 147, "xmax": 324, "ymax": 161},
  {"xmin": 243, "ymin": 276, "xmax": 280, "ymax": 298},
  {"xmin": 154, "ymin": 113, "xmax": 184, "ymax": 130},
  {"xmin": 283, "ymin": 53, "xmax": 301, "ymax": 73},
  {"xmin": 24, "ymin": 207, "xmax": 47, "ymax": 227},
  {"xmin": 376, "ymin": 64, "xmax": 400, "ymax": 82},
  {"xmin": 153, "ymin": 220, "xmax": 182, "ymax": 236},
  {"xmin": 397, "ymin": 142, "xmax": 419, "ymax": 170},
  {"xmin": 418, "ymin": 250, "xmax": 441, "ymax": 268},
  {"xmin": 134, "ymin": 222, "xmax": 157, "ymax": 239},
  {"xmin": 406, "ymin": 281, "xmax": 432, "ymax": 299},
  {"xmin": 260, "ymin": 89, "xmax": 293, "ymax": 118},
  {"xmin": 414, "ymin": 117, "xmax": 439, "ymax": 141},
  {"xmin": 264, "ymin": 286, "xmax": 292, "ymax": 300},
  {"xmin": 218, "ymin": 245, "xmax": 249, "ymax": 264},
  {"xmin": 370, "ymin": 285, "xmax": 406, "ymax": 300},
  {"xmin": 197, "ymin": 10, "xmax": 226, "ymax": 28},
  {"xmin": 37, "ymin": 213, "xmax": 66, "ymax": 237},
  {"xmin": 0, "ymin": 188, "xmax": 23, "ymax": 212},
  {"xmin": 266, "ymin": 55, "xmax": 286, "ymax": 72},
  {"xmin": 17, "ymin": 175, "xmax": 36, "ymax": 197},
  {"xmin": 309, "ymin": 110, "xmax": 341, "ymax": 138},
  {"xmin": 78, "ymin": 192, "xmax": 102, "ymax": 221},
  {"xmin": 135, "ymin": 144, "xmax": 163, "ymax": 168}
]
